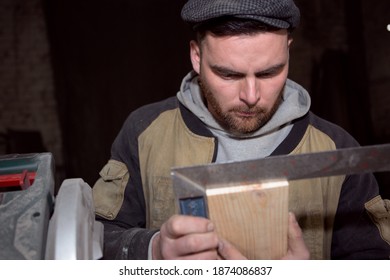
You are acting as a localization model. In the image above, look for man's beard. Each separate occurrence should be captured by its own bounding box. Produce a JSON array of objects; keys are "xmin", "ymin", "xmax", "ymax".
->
[{"xmin": 199, "ymin": 77, "xmax": 283, "ymax": 136}]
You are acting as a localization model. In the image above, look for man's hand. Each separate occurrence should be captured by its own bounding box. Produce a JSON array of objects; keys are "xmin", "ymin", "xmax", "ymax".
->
[
  {"xmin": 152, "ymin": 214, "xmax": 220, "ymax": 260},
  {"xmin": 218, "ymin": 212, "xmax": 310, "ymax": 260}
]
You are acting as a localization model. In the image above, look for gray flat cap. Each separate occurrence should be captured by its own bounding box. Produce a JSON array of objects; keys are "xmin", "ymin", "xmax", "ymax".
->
[{"xmin": 181, "ymin": 0, "xmax": 300, "ymax": 29}]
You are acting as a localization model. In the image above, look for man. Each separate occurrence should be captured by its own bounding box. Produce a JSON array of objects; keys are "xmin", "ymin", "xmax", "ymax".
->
[{"xmin": 92, "ymin": 0, "xmax": 390, "ymax": 259}]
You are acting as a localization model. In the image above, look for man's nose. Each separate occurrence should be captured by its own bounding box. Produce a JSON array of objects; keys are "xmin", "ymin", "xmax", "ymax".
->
[{"xmin": 239, "ymin": 78, "xmax": 260, "ymax": 106}]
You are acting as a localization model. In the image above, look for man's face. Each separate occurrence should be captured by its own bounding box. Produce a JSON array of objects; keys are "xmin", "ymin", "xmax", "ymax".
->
[{"xmin": 190, "ymin": 30, "xmax": 292, "ymax": 136}]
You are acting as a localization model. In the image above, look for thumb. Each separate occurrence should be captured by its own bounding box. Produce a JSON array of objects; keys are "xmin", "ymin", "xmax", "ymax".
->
[
  {"xmin": 218, "ymin": 238, "xmax": 247, "ymax": 260},
  {"xmin": 282, "ymin": 212, "xmax": 310, "ymax": 260}
]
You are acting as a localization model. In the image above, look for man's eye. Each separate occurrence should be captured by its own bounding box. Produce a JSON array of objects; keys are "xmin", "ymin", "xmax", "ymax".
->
[
  {"xmin": 259, "ymin": 74, "xmax": 274, "ymax": 79},
  {"xmin": 256, "ymin": 66, "xmax": 284, "ymax": 78},
  {"xmin": 220, "ymin": 73, "xmax": 240, "ymax": 80}
]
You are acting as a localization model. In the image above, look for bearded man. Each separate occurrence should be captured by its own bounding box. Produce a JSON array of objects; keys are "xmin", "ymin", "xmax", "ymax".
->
[{"xmin": 92, "ymin": 0, "xmax": 390, "ymax": 260}]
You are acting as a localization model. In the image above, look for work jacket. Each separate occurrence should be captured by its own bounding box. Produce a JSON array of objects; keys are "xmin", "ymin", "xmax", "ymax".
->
[{"xmin": 93, "ymin": 96, "xmax": 390, "ymax": 260}]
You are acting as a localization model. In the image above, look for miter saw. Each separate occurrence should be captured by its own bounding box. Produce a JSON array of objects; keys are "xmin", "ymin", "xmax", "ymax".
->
[{"xmin": 0, "ymin": 153, "xmax": 103, "ymax": 260}]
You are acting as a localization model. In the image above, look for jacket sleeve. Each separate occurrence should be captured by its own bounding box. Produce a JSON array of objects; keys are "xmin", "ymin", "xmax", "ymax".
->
[
  {"xmin": 331, "ymin": 172, "xmax": 390, "ymax": 259},
  {"xmin": 96, "ymin": 220, "xmax": 158, "ymax": 260},
  {"xmin": 92, "ymin": 158, "xmax": 158, "ymax": 259},
  {"xmin": 92, "ymin": 112, "xmax": 156, "ymax": 259}
]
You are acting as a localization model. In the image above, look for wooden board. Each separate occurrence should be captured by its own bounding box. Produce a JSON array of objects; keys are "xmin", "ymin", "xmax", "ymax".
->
[{"xmin": 206, "ymin": 180, "xmax": 289, "ymax": 259}]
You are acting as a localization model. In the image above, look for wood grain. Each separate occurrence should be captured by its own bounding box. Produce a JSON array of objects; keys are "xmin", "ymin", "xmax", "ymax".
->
[{"xmin": 206, "ymin": 180, "xmax": 289, "ymax": 259}]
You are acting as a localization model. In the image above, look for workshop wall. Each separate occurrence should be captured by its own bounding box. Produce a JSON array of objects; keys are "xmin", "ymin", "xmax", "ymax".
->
[
  {"xmin": 0, "ymin": 0, "xmax": 389, "ymax": 196},
  {"xmin": 292, "ymin": 0, "xmax": 390, "ymax": 147},
  {"xmin": 0, "ymin": 0, "xmax": 64, "ymax": 187},
  {"xmin": 361, "ymin": 0, "xmax": 390, "ymax": 144}
]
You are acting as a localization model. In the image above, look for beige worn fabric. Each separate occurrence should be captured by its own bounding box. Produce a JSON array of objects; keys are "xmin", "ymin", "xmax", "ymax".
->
[
  {"xmin": 365, "ymin": 196, "xmax": 390, "ymax": 245},
  {"xmin": 138, "ymin": 108, "xmax": 215, "ymax": 229}
]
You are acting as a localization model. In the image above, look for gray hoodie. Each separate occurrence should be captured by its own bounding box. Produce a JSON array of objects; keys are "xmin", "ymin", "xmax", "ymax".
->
[{"xmin": 177, "ymin": 71, "xmax": 311, "ymax": 163}]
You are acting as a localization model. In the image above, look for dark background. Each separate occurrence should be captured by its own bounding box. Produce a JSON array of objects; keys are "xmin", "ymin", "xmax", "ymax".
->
[{"xmin": 44, "ymin": 0, "xmax": 193, "ymax": 187}]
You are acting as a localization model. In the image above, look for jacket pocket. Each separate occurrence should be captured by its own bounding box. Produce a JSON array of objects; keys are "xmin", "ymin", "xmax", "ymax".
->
[
  {"xmin": 365, "ymin": 195, "xmax": 390, "ymax": 245},
  {"xmin": 92, "ymin": 159, "xmax": 129, "ymax": 220}
]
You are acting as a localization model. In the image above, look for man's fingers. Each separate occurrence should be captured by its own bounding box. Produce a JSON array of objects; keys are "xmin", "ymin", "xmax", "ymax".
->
[
  {"xmin": 155, "ymin": 215, "xmax": 219, "ymax": 259},
  {"xmin": 162, "ymin": 214, "xmax": 214, "ymax": 239},
  {"xmin": 153, "ymin": 231, "xmax": 219, "ymax": 259},
  {"xmin": 176, "ymin": 249, "xmax": 219, "ymax": 260},
  {"xmin": 168, "ymin": 232, "xmax": 219, "ymax": 257}
]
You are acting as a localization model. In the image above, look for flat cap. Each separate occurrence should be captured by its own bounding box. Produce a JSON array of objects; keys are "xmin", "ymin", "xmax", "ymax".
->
[{"xmin": 181, "ymin": 0, "xmax": 300, "ymax": 29}]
